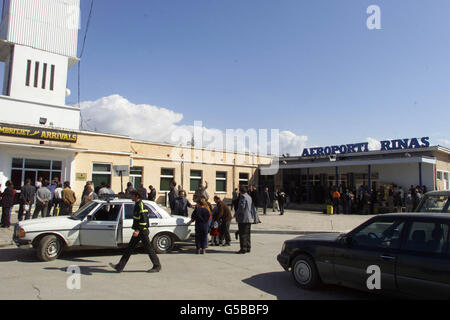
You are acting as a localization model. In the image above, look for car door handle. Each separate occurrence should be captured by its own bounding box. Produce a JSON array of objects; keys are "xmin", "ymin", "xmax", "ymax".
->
[
  {"xmin": 151, "ymin": 223, "xmax": 158, "ymax": 226},
  {"xmin": 380, "ymin": 255, "xmax": 396, "ymax": 261}
]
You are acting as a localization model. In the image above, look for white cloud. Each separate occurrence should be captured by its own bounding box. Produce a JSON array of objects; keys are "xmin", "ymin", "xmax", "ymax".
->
[
  {"xmin": 80, "ymin": 95, "xmax": 308, "ymax": 156},
  {"xmin": 438, "ymin": 138, "xmax": 450, "ymax": 148},
  {"xmin": 366, "ymin": 137, "xmax": 381, "ymax": 151}
]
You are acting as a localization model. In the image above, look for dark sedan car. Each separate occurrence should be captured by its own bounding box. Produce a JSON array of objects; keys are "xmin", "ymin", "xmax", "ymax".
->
[{"xmin": 278, "ymin": 213, "xmax": 450, "ymax": 299}]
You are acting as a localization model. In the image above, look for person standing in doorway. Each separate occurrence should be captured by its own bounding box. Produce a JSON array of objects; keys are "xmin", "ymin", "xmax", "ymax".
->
[
  {"xmin": 110, "ymin": 190, "xmax": 161, "ymax": 273},
  {"xmin": 19, "ymin": 179, "xmax": 36, "ymax": 221},
  {"xmin": 234, "ymin": 186, "xmax": 253, "ymax": 254},
  {"xmin": 53, "ymin": 183, "xmax": 63, "ymax": 216},
  {"xmin": 33, "ymin": 180, "xmax": 51, "ymax": 219},
  {"xmin": 61, "ymin": 182, "xmax": 76, "ymax": 215}
]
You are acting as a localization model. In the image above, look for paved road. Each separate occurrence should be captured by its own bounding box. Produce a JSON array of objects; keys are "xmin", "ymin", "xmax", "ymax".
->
[{"xmin": 0, "ymin": 232, "xmax": 379, "ymax": 300}]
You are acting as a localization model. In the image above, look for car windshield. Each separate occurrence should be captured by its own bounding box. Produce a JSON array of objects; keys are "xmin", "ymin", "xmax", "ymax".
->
[
  {"xmin": 416, "ymin": 195, "xmax": 450, "ymax": 213},
  {"xmin": 70, "ymin": 202, "xmax": 99, "ymax": 220}
]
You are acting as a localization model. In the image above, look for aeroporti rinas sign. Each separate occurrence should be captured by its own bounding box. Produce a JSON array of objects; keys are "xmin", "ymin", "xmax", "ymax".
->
[
  {"xmin": 301, "ymin": 137, "xmax": 431, "ymax": 157},
  {"xmin": 0, "ymin": 123, "xmax": 78, "ymax": 143}
]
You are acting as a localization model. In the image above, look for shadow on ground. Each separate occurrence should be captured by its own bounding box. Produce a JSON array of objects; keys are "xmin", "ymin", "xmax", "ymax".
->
[
  {"xmin": 0, "ymin": 242, "xmax": 235, "ymax": 263},
  {"xmin": 242, "ymin": 271, "xmax": 382, "ymax": 300}
]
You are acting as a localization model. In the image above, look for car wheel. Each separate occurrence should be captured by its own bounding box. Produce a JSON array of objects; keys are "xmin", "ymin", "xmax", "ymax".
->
[
  {"xmin": 37, "ymin": 235, "xmax": 63, "ymax": 262},
  {"xmin": 291, "ymin": 254, "xmax": 320, "ymax": 289},
  {"xmin": 152, "ymin": 233, "xmax": 174, "ymax": 254}
]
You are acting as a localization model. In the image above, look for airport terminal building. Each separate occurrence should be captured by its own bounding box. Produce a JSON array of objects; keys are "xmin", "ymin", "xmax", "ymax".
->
[{"xmin": 262, "ymin": 140, "xmax": 450, "ymax": 204}]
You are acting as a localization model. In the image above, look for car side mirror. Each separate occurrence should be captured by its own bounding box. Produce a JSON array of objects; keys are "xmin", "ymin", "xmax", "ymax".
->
[{"xmin": 343, "ymin": 235, "xmax": 353, "ymax": 246}]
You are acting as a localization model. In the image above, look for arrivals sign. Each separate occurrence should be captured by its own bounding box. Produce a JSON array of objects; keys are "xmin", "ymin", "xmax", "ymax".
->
[
  {"xmin": 301, "ymin": 137, "xmax": 430, "ymax": 157},
  {"xmin": 0, "ymin": 123, "xmax": 77, "ymax": 143}
]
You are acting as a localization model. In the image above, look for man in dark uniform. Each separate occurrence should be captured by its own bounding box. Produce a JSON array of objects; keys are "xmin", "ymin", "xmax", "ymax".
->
[{"xmin": 110, "ymin": 190, "xmax": 161, "ymax": 273}]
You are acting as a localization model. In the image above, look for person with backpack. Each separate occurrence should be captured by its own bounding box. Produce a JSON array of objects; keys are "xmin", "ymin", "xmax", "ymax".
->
[{"xmin": 110, "ymin": 190, "xmax": 161, "ymax": 273}]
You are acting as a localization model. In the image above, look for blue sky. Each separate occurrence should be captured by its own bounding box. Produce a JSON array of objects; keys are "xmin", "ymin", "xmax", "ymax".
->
[{"xmin": 67, "ymin": 0, "xmax": 450, "ymax": 152}]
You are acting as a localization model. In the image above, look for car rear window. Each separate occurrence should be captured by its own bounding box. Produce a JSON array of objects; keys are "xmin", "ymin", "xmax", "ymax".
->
[{"xmin": 403, "ymin": 222, "xmax": 449, "ymax": 254}]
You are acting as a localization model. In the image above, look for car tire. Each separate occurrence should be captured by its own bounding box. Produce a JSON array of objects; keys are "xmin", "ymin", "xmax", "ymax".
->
[
  {"xmin": 152, "ymin": 233, "xmax": 174, "ymax": 254},
  {"xmin": 291, "ymin": 254, "xmax": 320, "ymax": 290},
  {"xmin": 36, "ymin": 235, "xmax": 63, "ymax": 262}
]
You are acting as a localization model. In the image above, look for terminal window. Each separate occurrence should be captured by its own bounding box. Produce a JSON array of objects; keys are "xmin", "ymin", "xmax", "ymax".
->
[{"xmin": 160, "ymin": 168, "xmax": 174, "ymax": 192}]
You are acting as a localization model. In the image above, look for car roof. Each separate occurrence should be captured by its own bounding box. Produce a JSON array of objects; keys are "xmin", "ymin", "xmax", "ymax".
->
[
  {"xmin": 374, "ymin": 213, "xmax": 450, "ymax": 220},
  {"xmin": 425, "ymin": 190, "xmax": 450, "ymax": 197}
]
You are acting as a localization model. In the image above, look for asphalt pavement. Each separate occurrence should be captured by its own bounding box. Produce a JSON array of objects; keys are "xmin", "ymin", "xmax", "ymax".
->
[{"xmin": 0, "ymin": 206, "xmax": 378, "ymax": 300}]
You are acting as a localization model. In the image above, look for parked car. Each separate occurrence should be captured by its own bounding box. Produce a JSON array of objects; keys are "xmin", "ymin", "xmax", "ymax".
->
[
  {"xmin": 415, "ymin": 191, "xmax": 450, "ymax": 213},
  {"xmin": 278, "ymin": 213, "xmax": 450, "ymax": 299},
  {"xmin": 13, "ymin": 199, "xmax": 195, "ymax": 261}
]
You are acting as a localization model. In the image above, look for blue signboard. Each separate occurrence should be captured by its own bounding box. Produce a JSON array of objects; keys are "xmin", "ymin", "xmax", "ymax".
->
[{"xmin": 301, "ymin": 137, "xmax": 430, "ymax": 157}]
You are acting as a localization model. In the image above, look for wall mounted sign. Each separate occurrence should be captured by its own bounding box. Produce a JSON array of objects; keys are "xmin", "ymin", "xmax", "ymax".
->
[
  {"xmin": 0, "ymin": 123, "xmax": 77, "ymax": 143},
  {"xmin": 301, "ymin": 137, "xmax": 430, "ymax": 157},
  {"xmin": 75, "ymin": 173, "xmax": 87, "ymax": 181}
]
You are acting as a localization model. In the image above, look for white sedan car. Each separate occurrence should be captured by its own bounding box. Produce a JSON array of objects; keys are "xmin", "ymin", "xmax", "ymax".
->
[{"xmin": 13, "ymin": 199, "xmax": 195, "ymax": 261}]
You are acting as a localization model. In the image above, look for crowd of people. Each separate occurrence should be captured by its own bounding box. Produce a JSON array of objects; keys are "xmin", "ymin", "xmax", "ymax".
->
[
  {"xmin": 328, "ymin": 184, "xmax": 428, "ymax": 215},
  {"xmin": 0, "ymin": 178, "xmax": 77, "ymax": 228}
]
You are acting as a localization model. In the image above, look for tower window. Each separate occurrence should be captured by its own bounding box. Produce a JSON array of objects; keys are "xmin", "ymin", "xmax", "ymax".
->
[
  {"xmin": 25, "ymin": 60, "xmax": 31, "ymax": 86},
  {"xmin": 33, "ymin": 61, "xmax": 39, "ymax": 88},
  {"xmin": 50, "ymin": 65, "xmax": 55, "ymax": 91},
  {"xmin": 41, "ymin": 63, "xmax": 47, "ymax": 89}
]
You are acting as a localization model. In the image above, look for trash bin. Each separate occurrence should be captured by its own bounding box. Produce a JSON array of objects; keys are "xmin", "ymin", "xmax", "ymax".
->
[{"xmin": 327, "ymin": 205, "xmax": 334, "ymax": 215}]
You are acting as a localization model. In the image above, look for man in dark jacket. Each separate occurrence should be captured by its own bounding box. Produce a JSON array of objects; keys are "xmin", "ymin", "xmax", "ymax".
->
[
  {"xmin": 168, "ymin": 181, "xmax": 178, "ymax": 214},
  {"xmin": 1, "ymin": 181, "xmax": 15, "ymax": 228},
  {"xmin": 214, "ymin": 196, "xmax": 232, "ymax": 246},
  {"xmin": 234, "ymin": 186, "xmax": 253, "ymax": 254},
  {"xmin": 19, "ymin": 179, "xmax": 36, "ymax": 221},
  {"xmin": 148, "ymin": 185, "xmax": 157, "ymax": 201},
  {"xmin": 173, "ymin": 190, "xmax": 192, "ymax": 217},
  {"xmin": 110, "ymin": 190, "xmax": 161, "ymax": 273},
  {"xmin": 137, "ymin": 184, "xmax": 147, "ymax": 200}
]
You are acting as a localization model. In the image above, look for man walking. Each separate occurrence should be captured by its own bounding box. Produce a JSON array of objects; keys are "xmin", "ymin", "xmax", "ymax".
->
[
  {"xmin": 214, "ymin": 196, "xmax": 232, "ymax": 246},
  {"xmin": 110, "ymin": 190, "xmax": 161, "ymax": 273},
  {"xmin": 234, "ymin": 186, "xmax": 253, "ymax": 254},
  {"xmin": 33, "ymin": 180, "xmax": 52, "ymax": 219},
  {"xmin": 19, "ymin": 179, "xmax": 36, "ymax": 221}
]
